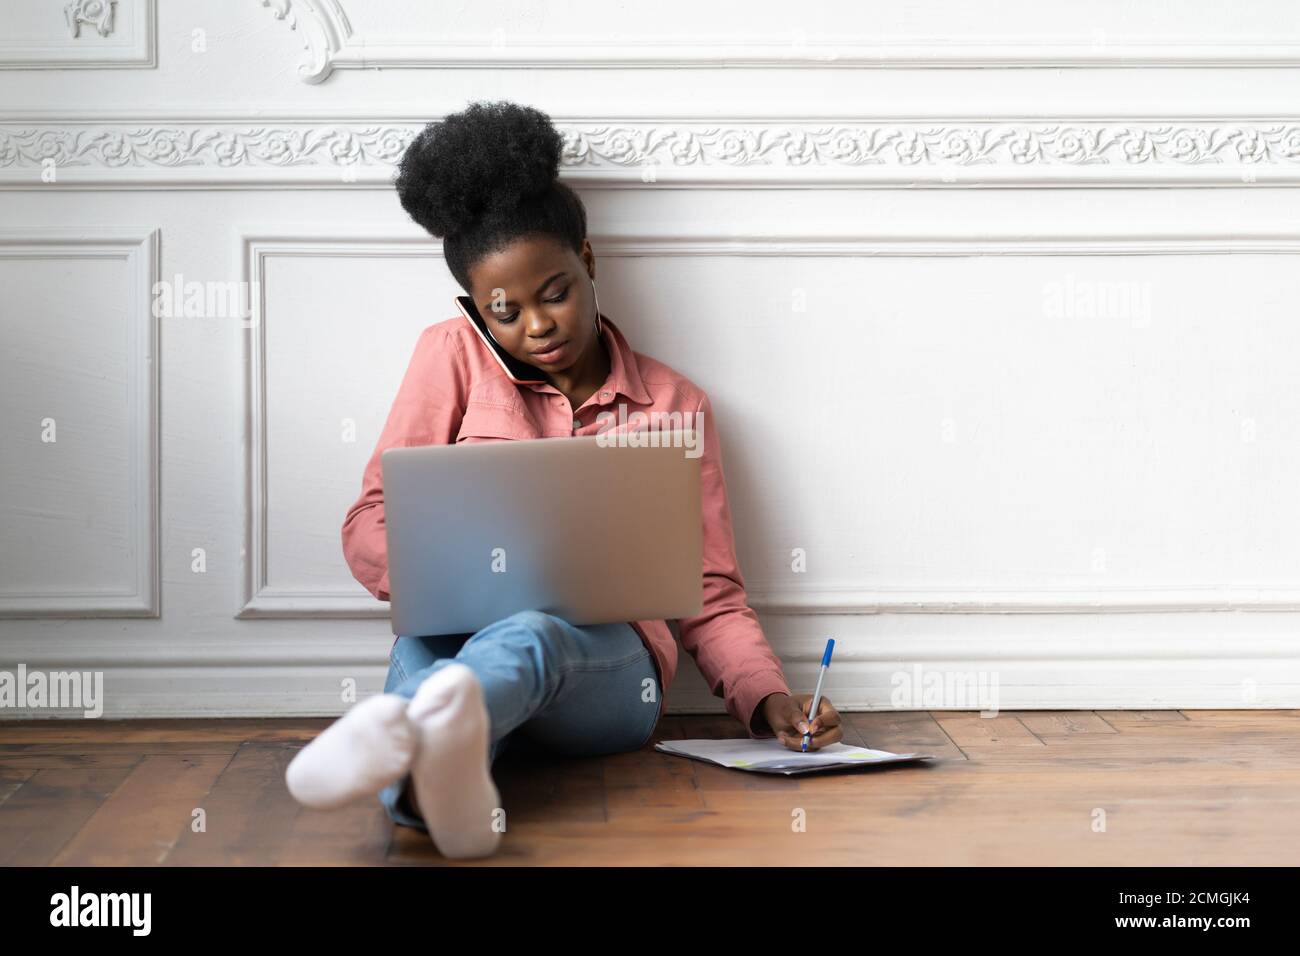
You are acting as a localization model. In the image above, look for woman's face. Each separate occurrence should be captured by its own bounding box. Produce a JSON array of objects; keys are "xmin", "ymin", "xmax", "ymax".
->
[{"xmin": 466, "ymin": 235, "xmax": 597, "ymax": 374}]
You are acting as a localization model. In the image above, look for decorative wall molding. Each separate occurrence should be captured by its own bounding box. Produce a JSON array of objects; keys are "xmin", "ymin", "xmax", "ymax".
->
[
  {"xmin": 65, "ymin": 0, "xmax": 117, "ymax": 39},
  {"xmin": 257, "ymin": 0, "xmax": 1300, "ymax": 82},
  {"xmin": 0, "ymin": 227, "xmax": 160, "ymax": 618},
  {"xmin": 5, "ymin": 116, "xmax": 1300, "ymax": 189},
  {"xmin": 237, "ymin": 228, "xmax": 438, "ymax": 619},
  {"xmin": 0, "ymin": 0, "xmax": 154, "ymax": 70},
  {"xmin": 235, "ymin": 226, "xmax": 1300, "ymax": 620},
  {"xmin": 0, "ymin": 117, "xmax": 412, "ymax": 188},
  {"xmin": 259, "ymin": 0, "xmax": 348, "ymax": 85}
]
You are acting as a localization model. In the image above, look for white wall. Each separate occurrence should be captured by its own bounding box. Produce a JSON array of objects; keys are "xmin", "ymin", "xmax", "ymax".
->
[{"xmin": 2, "ymin": 0, "xmax": 1299, "ymax": 717}]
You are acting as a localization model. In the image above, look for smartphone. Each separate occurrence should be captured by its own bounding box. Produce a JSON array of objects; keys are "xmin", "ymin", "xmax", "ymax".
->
[{"xmin": 454, "ymin": 295, "xmax": 550, "ymax": 385}]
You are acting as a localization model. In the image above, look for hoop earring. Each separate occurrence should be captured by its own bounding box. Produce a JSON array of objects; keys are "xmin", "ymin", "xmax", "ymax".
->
[{"xmin": 591, "ymin": 277, "xmax": 603, "ymax": 337}]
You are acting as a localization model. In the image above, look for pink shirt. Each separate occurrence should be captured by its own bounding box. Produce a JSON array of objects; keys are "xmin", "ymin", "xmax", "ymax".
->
[{"xmin": 341, "ymin": 312, "xmax": 792, "ymax": 738}]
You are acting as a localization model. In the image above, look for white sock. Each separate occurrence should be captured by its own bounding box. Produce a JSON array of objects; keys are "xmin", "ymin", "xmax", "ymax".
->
[
  {"xmin": 406, "ymin": 663, "xmax": 503, "ymax": 859},
  {"xmin": 285, "ymin": 693, "xmax": 418, "ymax": 810}
]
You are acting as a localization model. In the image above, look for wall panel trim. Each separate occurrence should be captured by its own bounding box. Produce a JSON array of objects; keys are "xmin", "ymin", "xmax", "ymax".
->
[
  {"xmin": 0, "ymin": 227, "xmax": 160, "ymax": 618},
  {"xmin": 259, "ymin": 0, "xmax": 1300, "ymax": 82},
  {"xmin": 234, "ymin": 226, "xmax": 1300, "ymax": 618},
  {"xmin": 4, "ymin": 115, "xmax": 1300, "ymax": 189}
]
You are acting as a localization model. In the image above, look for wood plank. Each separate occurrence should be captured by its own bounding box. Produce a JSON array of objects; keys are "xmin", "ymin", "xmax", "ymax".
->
[
  {"xmin": 52, "ymin": 754, "xmax": 231, "ymax": 865},
  {"xmin": 0, "ymin": 718, "xmax": 331, "ymax": 744},
  {"xmin": 1181, "ymin": 709, "xmax": 1300, "ymax": 720},
  {"xmin": 163, "ymin": 742, "xmax": 303, "ymax": 865},
  {"xmin": 493, "ymin": 750, "xmax": 607, "ymax": 824},
  {"xmin": 1008, "ymin": 712, "xmax": 1118, "ymax": 736},
  {"xmin": 943, "ymin": 727, "xmax": 1300, "ymax": 771},
  {"xmin": 277, "ymin": 802, "xmax": 394, "ymax": 866},
  {"xmin": 603, "ymin": 739, "xmax": 707, "ymax": 816},
  {"xmin": 1177, "ymin": 710, "xmax": 1300, "ymax": 727},
  {"xmin": 387, "ymin": 745, "xmax": 607, "ymax": 865},
  {"xmin": 846, "ymin": 711, "xmax": 968, "ymax": 760},
  {"xmin": 0, "ymin": 766, "xmax": 135, "ymax": 865},
  {"xmin": 1096, "ymin": 710, "xmax": 1188, "ymax": 724},
  {"xmin": 932, "ymin": 713, "xmax": 1047, "ymax": 748},
  {"xmin": 683, "ymin": 784, "xmax": 1300, "ymax": 866},
  {"xmin": 0, "ymin": 741, "xmax": 241, "ymax": 756},
  {"xmin": 3, "ymin": 710, "xmax": 1299, "ymax": 866},
  {"xmin": 0, "ymin": 768, "xmax": 34, "ymax": 810},
  {"xmin": 0, "ymin": 753, "xmax": 143, "ymax": 770}
]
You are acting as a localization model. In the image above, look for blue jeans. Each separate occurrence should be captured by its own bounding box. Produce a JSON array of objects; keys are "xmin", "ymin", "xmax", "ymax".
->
[{"xmin": 377, "ymin": 609, "xmax": 663, "ymax": 831}]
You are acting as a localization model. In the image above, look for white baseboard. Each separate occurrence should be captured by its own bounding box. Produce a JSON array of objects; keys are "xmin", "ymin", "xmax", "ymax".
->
[{"xmin": 3, "ymin": 612, "xmax": 1298, "ymax": 718}]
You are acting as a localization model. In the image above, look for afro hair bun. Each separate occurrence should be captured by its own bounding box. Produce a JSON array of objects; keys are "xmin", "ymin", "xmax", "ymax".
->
[{"xmin": 394, "ymin": 100, "xmax": 564, "ymax": 240}]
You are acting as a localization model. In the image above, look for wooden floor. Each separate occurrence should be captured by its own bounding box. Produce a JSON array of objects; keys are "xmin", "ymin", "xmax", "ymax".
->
[{"xmin": 1, "ymin": 709, "xmax": 1297, "ymax": 865}]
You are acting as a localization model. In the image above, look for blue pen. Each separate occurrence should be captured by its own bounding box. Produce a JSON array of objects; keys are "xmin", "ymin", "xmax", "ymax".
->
[{"xmin": 801, "ymin": 638, "xmax": 835, "ymax": 752}]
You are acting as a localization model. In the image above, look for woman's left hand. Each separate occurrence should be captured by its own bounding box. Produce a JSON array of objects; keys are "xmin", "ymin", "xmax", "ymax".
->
[{"xmin": 760, "ymin": 692, "xmax": 842, "ymax": 751}]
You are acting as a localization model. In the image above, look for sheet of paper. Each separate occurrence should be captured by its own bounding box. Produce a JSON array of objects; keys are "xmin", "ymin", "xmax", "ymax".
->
[{"xmin": 655, "ymin": 738, "xmax": 935, "ymax": 775}]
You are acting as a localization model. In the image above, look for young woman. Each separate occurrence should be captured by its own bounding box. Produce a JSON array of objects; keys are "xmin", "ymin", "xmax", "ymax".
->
[{"xmin": 284, "ymin": 100, "xmax": 841, "ymax": 858}]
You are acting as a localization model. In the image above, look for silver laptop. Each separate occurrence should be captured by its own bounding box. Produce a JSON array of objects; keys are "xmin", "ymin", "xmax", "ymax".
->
[{"xmin": 381, "ymin": 430, "xmax": 703, "ymax": 637}]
